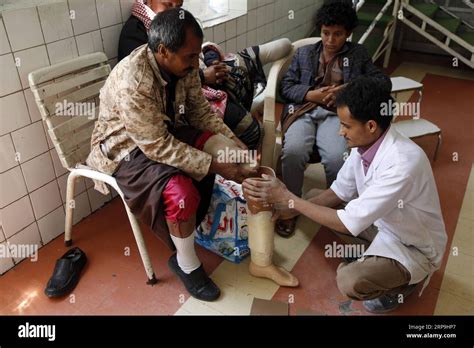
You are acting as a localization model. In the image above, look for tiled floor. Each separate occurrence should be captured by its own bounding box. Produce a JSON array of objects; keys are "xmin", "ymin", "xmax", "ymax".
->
[{"xmin": 0, "ymin": 51, "xmax": 473, "ymax": 316}]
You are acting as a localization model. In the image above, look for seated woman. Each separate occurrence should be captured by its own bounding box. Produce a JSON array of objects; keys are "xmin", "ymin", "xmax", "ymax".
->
[{"xmin": 118, "ymin": 0, "xmax": 291, "ymax": 150}]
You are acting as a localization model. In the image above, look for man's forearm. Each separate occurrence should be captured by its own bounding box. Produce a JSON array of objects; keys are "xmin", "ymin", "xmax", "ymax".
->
[
  {"xmin": 308, "ymin": 188, "xmax": 344, "ymax": 208},
  {"xmin": 292, "ymin": 196, "xmax": 350, "ymax": 234}
]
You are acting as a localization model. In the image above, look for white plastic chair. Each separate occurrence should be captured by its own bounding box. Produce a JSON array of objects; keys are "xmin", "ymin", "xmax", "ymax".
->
[
  {"xmin": 261, "ymin": 37, "xmax": 322, "ymax": 169},
  {"xmin": 390, "ymin": 76, "xmax": 442, "ymax": 161},
  {"xmin": 28, "ymin": 52, "xmax": 157, "ymax": 285}
]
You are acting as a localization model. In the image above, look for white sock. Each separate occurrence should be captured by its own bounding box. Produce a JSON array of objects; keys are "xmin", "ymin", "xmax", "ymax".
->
[
  {"xmin": 170, "ymin": 234, "xmax": 201, "ymax": 274},
  {"xmin": 258, "ymin": 38, "xmax": 291, "ymax": 66}
]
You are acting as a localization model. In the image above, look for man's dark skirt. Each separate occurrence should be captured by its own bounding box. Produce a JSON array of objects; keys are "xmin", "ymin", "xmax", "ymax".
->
[{"xmin": 113, "ymin": 127, "xmax": 215, "ymax": 251}]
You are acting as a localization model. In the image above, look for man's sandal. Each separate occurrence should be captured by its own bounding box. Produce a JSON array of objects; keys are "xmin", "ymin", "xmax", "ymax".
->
[{"xmin": 275, "ymin": 217, "xmax": 297, "ymax": 238}]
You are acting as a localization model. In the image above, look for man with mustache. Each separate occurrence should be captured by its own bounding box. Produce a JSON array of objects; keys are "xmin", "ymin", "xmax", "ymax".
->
[{"xmin": 87, "ymin": 9, "xmax": 256, "ymax": 301}]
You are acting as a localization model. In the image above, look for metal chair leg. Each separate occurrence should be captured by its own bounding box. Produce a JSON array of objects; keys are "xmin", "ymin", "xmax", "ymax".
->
[
  {"xmin": 433, "ymin": 132, "xmax": 442, "ymax": 161},
  {"xmin": 64, "ymin": 171, "xmax": 78, "ymax": 247},
  {"xmin": 122, "ymin": 201, "xmax": 158, "ymax": 285}
]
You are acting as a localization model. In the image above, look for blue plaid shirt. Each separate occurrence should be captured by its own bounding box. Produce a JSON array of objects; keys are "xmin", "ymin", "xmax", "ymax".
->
[{"xmin": 280, "ymin": 41, "xmax": 391, "ymax": 104}]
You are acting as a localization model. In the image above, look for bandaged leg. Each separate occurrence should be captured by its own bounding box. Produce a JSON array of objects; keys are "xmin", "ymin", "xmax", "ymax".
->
[{"xmin": 244, "ymin": 167, "xmax": 299, "ymax": 287}]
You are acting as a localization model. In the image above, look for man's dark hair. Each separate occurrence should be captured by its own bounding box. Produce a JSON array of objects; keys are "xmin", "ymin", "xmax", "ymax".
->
[
  {"xmin": 315, "ymin": 1, "xmax": 358, "ymax": 32},
  {"xmin": 148, "ymin": 8, "xmax": 203, "ymax": 53},
  {"xmin": 335, "ymin": 76, "xmax": 394, "ymax": 131}
]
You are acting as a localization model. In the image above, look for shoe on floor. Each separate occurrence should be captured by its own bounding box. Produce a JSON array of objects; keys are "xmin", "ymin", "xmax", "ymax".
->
[
  {"xmin": 44, "ymin": 247, "xmax": 87, "ymax": 298},
  {"xmin": 363, "ymin": 284, "xmax": 417, "ymax": 314},
  {"xmin": 168, "ymin": 254, "xmax": 220, "ymax": 302},
  {"xmin": 275, "ymin": 217, "xmax": 297, "ymax": 238}
]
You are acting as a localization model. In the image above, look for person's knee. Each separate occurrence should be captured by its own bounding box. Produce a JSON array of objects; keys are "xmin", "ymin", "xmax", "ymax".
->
[
  {"xmin": 282, "ymin": 139, "xmax": 311, "ymax": 163},
  {"xmin": 162, "ymin": 175, "xmax": 200, "ymax": 223},
  {"xmin": 336, "ymin": 263, "xmax": 366, "ymax": 300}
]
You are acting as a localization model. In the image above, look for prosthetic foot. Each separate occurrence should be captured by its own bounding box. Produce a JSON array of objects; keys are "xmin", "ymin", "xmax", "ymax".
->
[{"xmin": 243, "ymin": 167, "xmax": 299, "ymax": 287}]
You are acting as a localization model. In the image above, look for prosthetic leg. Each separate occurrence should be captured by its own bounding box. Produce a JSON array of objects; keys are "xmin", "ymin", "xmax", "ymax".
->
[
  {"xmin": 203, "ymin": 135, "xmax": 298, "ymax": 287},
  {"xmin": 244, "ymin": 167, "xmax": 299, "ymax": 287}
]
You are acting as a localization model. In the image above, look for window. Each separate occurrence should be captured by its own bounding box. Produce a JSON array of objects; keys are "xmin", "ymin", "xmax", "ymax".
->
[{"xmin": 183, "ymin": 0, "xmax": 247, "ymax": 28}]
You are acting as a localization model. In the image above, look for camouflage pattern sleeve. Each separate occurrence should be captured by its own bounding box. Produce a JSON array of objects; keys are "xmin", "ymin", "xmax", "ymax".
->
[{"xmin": 117, "ymin": 87, "xmax": 213, "ymax": 181}]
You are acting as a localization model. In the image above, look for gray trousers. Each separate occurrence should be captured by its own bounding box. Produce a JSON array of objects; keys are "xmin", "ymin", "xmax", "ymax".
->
[{"xmin": 282, "ymin": 107, "xmax": 347, "ymax": 196}]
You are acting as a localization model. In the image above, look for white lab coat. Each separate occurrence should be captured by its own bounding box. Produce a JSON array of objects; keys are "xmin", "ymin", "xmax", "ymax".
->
[{"xmin": 331, "ymin": 127, "xmax": 447, "ymax": 290}]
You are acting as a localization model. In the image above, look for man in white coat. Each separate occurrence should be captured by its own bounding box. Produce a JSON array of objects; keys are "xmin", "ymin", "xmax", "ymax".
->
[{"xmin": 243, "ymin": 76, "xmax": 447, "ymax": 313}]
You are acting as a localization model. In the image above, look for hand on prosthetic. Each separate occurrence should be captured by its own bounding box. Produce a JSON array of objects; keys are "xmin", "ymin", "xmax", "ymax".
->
[{"xmin": 209, "ymin": 159, "xmax": 257, "ymax": 184}]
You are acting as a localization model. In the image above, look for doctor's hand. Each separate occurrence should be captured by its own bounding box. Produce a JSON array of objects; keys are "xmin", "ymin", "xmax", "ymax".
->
[{"xmin": 242, "ymin": 174, "xmax": 296, "ymax": 208}]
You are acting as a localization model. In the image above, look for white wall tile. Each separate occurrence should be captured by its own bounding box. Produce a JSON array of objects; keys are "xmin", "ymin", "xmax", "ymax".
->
[
  {"xmin": 264, "ymin": 23, "xmax": 273, "ymax": 42},
  {"xmin": 47, "ymin": 37, "xmax": 79, "ymax": 65},
  {"xmin": 14, "ymin": 45, "xmax": 50, "ymax": 90},
  {"xmin": 0, "ymin": 196, "xmax": 35, "ymax": 239},
  {"xmin": 265, "ymin": 3, "xmax": 275, "ymax": 24},
  {"xmin": 43, "ymin": 122, "xmax": 55, "ymax": 150},
  {"xmin": 0, "ymin": 167, "xmax": 27, "ymax": 208},
  {"xmin": 275, "ymin": 0, "xmax": 284, "ymax": 19},
  {"xmin": 236, "ymin": 34, "xmax": 247, "ymax": 52},
  {"xmin": 57, "ymin": 173, "xmax": 87, "ymax": 203},
  {"xmin": 101, "ymin": 24, "xmax": 122, "ymax": 59},
  {"xmin": 213, "ymin": 23, "xmax": 226, "ymax": 44},
  {"xmin": 37, "ymin": 206, "xmax": 65, "ymax": 245},
  {"xmin": 248, "ymin": 0, "xmax": 258, "ymax": 10},
  {"xmin": 21, "ymin": 152, "xmax": 56, "ymax": 193},
  {"xmin": 0, "ymin": 54, "xmax": 22, "ymax": 97},
  {"xmin": 0, "ymin": 91, "xmax": 30, "ymax": 136},
  {"xmin": 236, "ymin": 15, "xmax": 247, "ymax": 36},
  {"xmin": 23, "ymin": 88, "xmax": 42, "ymax": 123},
  {"xmin": 30, "ymin": 180, "xmax": 62, "ymax": 220},
  {"xmin": 247, "ymin": 9, "xmax": 257, "ymax": 31},
  {"xmin": 203, "ymin": 28, "xmax": 214, "ymax": 43},
  {"xmin": 38, "ymin": 2, "xmax": 74, "ymax": 44},
  {"xmin": 68, "ymin": 0, "xmax": 100, "ymax": 36},
  {"xmin": 87, "ymin": 187, "xmax": 111, "ymax": 212},
  {"xmin": 6, "ymin": 222, "xmax": 42, "ymax": 264},
  {"xmin": 50, "ymin": 149, "xmax": 68, "ymax": 177},
  {"xmin": 226, "ymin": 38, "xmax": 236, "ymax": 54},
  {"xmin": 120, "ymin": 0, "xmax": 135, "ymax": 22},
  {"xmin": 0, "ymin": 226, "xmax": 5, "ymax": 243},
  {"xmin": 0, "ymin": 242, "xmax": 15, "ymax": 274},
  {"xmin": 0, "ymin": 19, "xmax": 11, "ymax": 55},
  {"xmin": 257, "ymin": 6, "xmax": 266, "ymax": 26},
  {"xmin": 11, "ymin": 121, "xmax": 49, "ymax": 163},
  {"xmin": 256, "ymin": 26, "xmax": 265, "ymax": 44},
  {"xmin": 225, "ymin": 19, "xmax": 237, "ymax": 40},
  {"xmin": 247, "ymin": 29, "xmax": 257, "ymax": 48},
  {"xmin": 76, "ymin": 30, "xmax": 103, "ymax": 56},
  {"xmin": 96, "ymin": 0, "xmax": 122, "ymax": 28},
  {"xmin": 84, "ymin": 178, "xmax": 94, "ymax": 189},
  {"xmin": 2, "ymin": 7, "xmax": 44, "ymax": 52},
  {"xmin": 0, "ymin": 134, "xmax": 18, "ymax": 173}
]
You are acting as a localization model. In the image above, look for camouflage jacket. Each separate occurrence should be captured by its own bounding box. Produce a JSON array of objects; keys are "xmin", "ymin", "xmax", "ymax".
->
[{"xmin": 86, "ymin": 44, "xmax": 235, "ymax": 194}]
